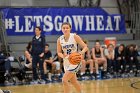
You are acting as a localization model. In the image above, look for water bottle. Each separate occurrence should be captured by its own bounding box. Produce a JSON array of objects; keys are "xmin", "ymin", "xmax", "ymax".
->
[{"xmin": 99, "ymin": 70, "xmax": 102, "ymax": 80}]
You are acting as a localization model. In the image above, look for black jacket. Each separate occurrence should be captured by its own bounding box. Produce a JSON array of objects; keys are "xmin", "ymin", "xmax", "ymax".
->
[
  {"xmin": 31, "ymin": 35, "xmax": 45, "ymax": 55},
  {"xmin": 115, "ymin": 47, "xmax": 126, "ymax": 60}
]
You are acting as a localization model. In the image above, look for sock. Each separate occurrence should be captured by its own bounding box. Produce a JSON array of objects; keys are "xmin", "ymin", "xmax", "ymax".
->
[
  {"xmin": 80, "ymin": 72, "xmax": 84, "ymax": 76},
  {"xmin": 90, "ymin": 71, "xmax": 93, "ymax": 74}
]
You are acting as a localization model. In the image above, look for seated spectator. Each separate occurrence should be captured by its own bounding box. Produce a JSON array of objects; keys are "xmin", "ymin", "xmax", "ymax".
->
[
  {"xmin": 80, "ymin": 40, "xmax": 94, "ymax": 77},
  {"xmin": 126, "ymin": 44, "xmax": 139, "ymax": 72},
  {"xmin": 104, "ymin": 44, "xmax": 115, "ymax": 74},
  {"xmin": 80, "ymin": 49, "xmax": 94, "ymax": 76},
  {"xmin": 52, "ymin": 53, "xmax": 62, "ymax": 79},
  {"xmin": 114, "ymin": 44, "xmax": 126, "ymax": 73},
  {"xmin": 24, "ymin": 41, "xmax": 32, "ymax": 68},
  {"xmin": 0, "ymin": 44, "xmax": 12, "ymax": 84},
  {"xmin": 0, "ymin": 45, "xmax": 11, "ymax": 77},
  {"xmin": 43, "ymin": 44, "xmax": 54, "ymax": 81},
  {"xmin": 92, "ymin": 40, "xmax": 107, "ymax": 75}
]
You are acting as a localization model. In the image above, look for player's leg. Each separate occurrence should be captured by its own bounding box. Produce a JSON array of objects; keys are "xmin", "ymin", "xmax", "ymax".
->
[
  {"xmin": 70, "ymin": 73, "xmax": 82, "ymax": 93},
  {"xmin": 62, "ymin": 71, "xmax": 75, "ymax": 93}
]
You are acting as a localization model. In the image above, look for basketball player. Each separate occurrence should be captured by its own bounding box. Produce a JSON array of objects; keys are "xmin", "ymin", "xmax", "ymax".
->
[
  {"xmin": 57, "ymin": 22, "xmax": 88, "ymax": 93},
  {"xmin": 92, "ymin": 40, "xmax": 107, "ymax": 75}
]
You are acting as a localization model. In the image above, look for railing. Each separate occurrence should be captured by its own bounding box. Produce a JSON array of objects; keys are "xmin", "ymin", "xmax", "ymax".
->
[
  {"xmin": 117, "ymin": 0, "xmax": 140, "ymax": 39},
  {"xmin": 130, "ymin": 0, "xmax": 140, "ymax": 39},
  {"xmin": 0, "ymin": 11, "xmax": 9, "ymax": 55},
  {"xmin": 67, "ymin": 0, "xmax": 101, "ymax": 7},
  {"xmin": 130, "ymin": 12, "xmax": 140, "ymax": 40}
]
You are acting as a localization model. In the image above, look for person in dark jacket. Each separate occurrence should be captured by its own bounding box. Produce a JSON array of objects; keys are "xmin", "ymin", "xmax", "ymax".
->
[
  {"xmin": 114, "ymin": 44, "xmax": 126, "ymax": 73},
  {"xmin": 0, "ymin": 44, "xmax": 11, "ymax": 77},
  {"xmin": 31, "ymin": 27, "xmax": 46, "ymax": 84},
  {"xmin": 126, "ymin": 44, "xmax": 139, "ymax": 72},
  {"xmin": 0, "ymin": 44, "xmax": 11, "ymax": 84}
]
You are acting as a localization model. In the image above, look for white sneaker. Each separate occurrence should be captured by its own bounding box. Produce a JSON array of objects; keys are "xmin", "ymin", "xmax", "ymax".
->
[
  {"xmin": 25, "ymin": 63, "xmax": 32, "ymax": 68},
  {"xmin": 2, "ymin": 90, "xmax": 11, "ymax": 93},
  {"xmin": 48, "ymin": 73, "xmax": 52, "ymax": 81},
  {"xmin": 39, "ymin": 79, "xmax": 46, "ymax": 84},
  {"xmin": 30, "ymin": 80, "xmax": 38, "ymax": 84},
  {"xmin": 4, "ymin": 72, "xmax": 10, "ymax": 77}
]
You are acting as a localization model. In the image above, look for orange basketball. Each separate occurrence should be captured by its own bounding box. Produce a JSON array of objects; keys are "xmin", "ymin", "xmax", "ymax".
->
[{"xmin": 68, "ymin": 52, "xmax": 82, "ymax": 65}]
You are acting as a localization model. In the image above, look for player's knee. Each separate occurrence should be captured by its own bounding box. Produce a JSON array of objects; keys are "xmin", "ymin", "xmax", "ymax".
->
[
  {"xmin": 62, "ymin": 78, "xmax": 69, "ymax": 84},
  {"xmin": 70, "ymin": 80, "xmax": 77, "ymax": 84}
]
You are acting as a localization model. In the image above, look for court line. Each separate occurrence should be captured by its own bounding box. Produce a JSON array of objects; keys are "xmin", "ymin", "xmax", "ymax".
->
[{"xmin": 130, "ymin": 81, "xmax": 140, "ymax": 89}]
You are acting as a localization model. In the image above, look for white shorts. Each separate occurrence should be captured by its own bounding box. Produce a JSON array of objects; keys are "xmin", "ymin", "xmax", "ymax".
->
[
  {"xmin": 63, "ymin": 58, "xmax": 82, "ymax": 73},
  {"xmin": 53, "ymin": 61, "xmax": 60, "ymax": 70}
]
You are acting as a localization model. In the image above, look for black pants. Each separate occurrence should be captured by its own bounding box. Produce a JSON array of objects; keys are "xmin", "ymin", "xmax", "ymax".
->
[
  {"xmin": 0, "ymin": 60, "xmax": 11, "ymax": 72},
  {"xmin": 107, "ymin": 59, "xmax": 115, "ymax": 73},
  {"xmin": 0, "ymin": 60, "xmax": 11, "ymax": 83},
  {"xmin": 127, "ymin": 58, "xmax": 139, "ymax": 71},
  {"xmin": 114, "ymin": 59, "xmax": 126, "ymax": 73},
  {"xmin": 32, "ymin": 55, "xmax": 45, "ymax": 80}
]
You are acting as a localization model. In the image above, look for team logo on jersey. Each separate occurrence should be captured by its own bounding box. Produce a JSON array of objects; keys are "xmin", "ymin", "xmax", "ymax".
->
[
  {"xmin": 62, "ymin": 44, "xmax": 74, "ymax": 49},
  {"xmin": 62, "ymin": 44, "xmax": 76, "ymax": 55}
]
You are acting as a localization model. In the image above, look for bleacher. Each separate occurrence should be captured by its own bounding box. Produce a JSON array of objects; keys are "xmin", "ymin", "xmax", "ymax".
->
[{"xmin": 8, "ymin": 33, "xmax": 140, "ymax": 57}]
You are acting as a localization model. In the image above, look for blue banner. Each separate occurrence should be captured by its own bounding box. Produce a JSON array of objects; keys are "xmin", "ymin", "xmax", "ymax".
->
[{"xmin": 2, "ymin": 8, "xmax": 126, "ymax": 35}]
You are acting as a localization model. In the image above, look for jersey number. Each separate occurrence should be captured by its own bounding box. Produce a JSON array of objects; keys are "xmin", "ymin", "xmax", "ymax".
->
[{"xmin": 67, "ymin": 49, "xmax": 72, "ymax": 55}]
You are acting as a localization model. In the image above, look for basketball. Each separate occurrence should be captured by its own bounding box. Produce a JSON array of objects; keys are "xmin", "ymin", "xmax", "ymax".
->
[{"xmin": 68, "ymin": 52, "xmax": 82, "ymax": 65}]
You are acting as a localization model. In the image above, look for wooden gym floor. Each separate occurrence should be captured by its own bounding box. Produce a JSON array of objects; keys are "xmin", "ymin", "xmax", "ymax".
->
[{"xmin": 0, "ymin": 77, "xmax": 140, "ymax": 93}]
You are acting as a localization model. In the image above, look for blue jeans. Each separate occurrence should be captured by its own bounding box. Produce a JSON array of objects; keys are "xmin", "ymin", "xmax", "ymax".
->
[{"xmin": 0, "ymin": 60, "xmax": 11, "ymax": 72}]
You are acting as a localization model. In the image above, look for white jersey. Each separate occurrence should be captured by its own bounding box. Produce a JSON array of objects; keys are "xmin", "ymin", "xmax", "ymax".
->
[
  {"xmin": 59, "ymin": 33, "xmax": 78, "ymax": 55},
  {"xmin": 59, "ymin": 33, "xmax": 81, "ymax": 72}
]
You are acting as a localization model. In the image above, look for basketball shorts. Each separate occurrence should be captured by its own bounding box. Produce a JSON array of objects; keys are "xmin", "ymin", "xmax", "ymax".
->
[{"xmin": 63, "ymin": 58, "xmax": 82, "ymax": 73}]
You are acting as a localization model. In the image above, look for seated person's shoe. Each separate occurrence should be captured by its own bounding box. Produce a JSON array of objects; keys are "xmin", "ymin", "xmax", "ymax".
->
[
  {"xmin": 4, "ymin": 72, "xmax": 10, "ymax": 77},
  {"xmin": 30, "ymin": 80, "xmax": 39, "ymax": 84},
  {"xmin": 38, "ymin": 79, "xmax": 46, "ymax": 84}
]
